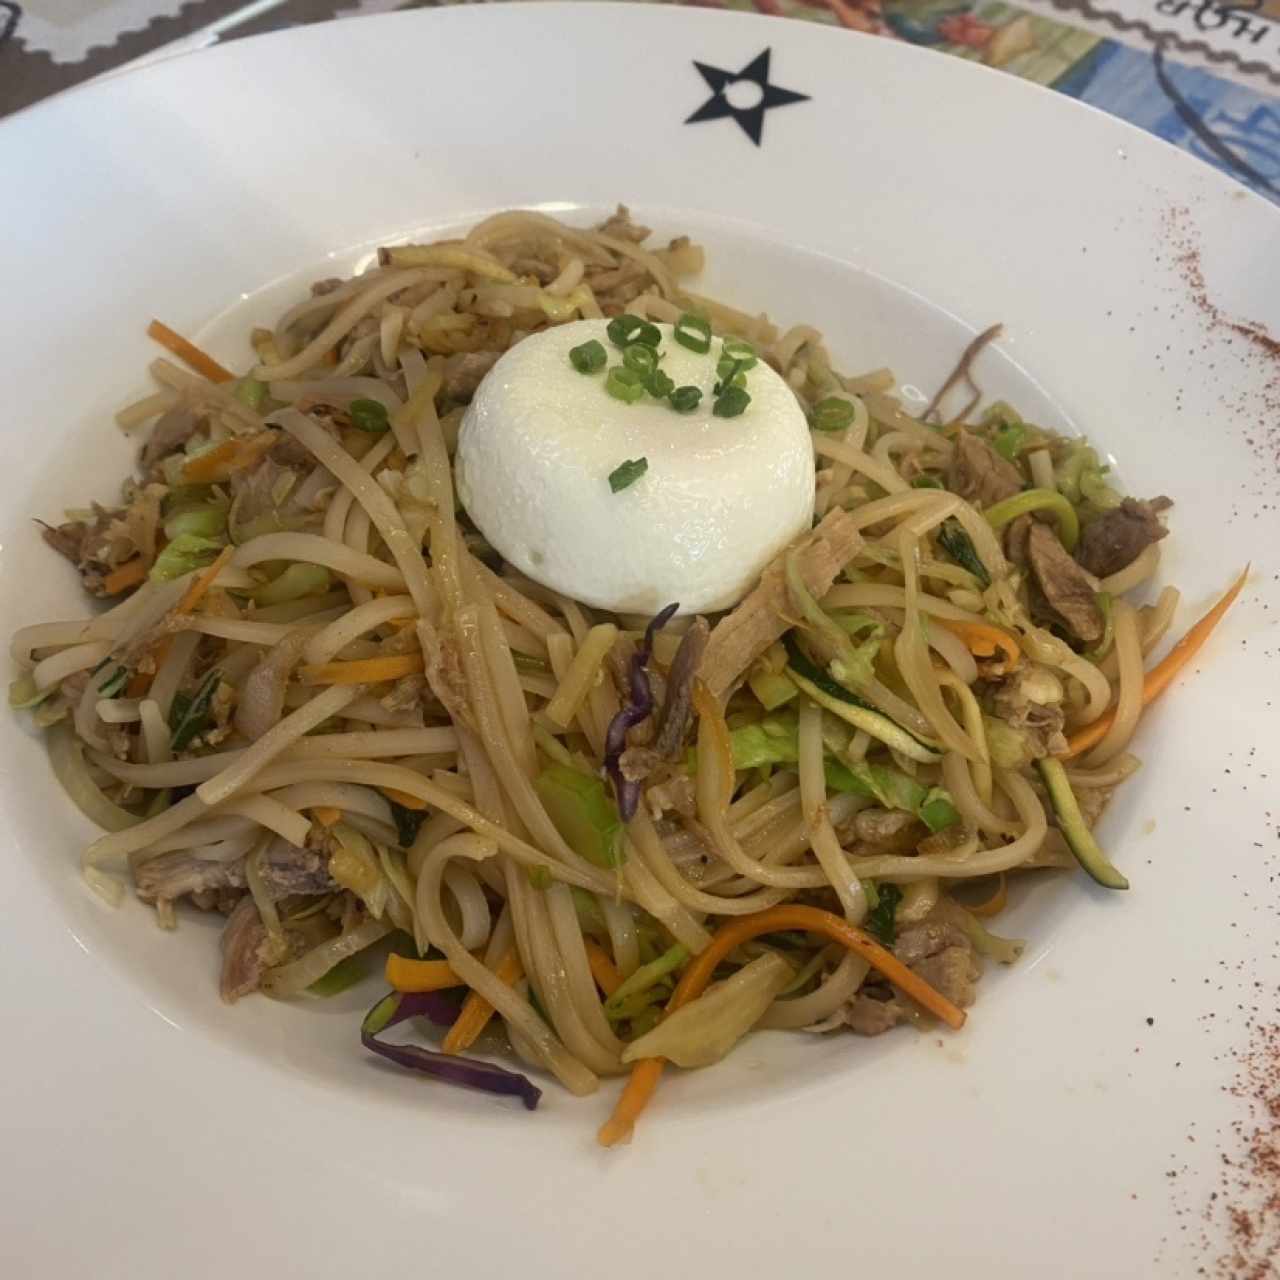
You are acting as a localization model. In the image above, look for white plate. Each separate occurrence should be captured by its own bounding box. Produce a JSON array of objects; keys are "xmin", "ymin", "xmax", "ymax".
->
[{"xmin": 2, "ymin": 6, "xmax": 1278, "ymax": 1276}]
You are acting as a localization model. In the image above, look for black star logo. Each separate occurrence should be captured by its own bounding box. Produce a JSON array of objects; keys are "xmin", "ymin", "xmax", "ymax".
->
[{"xmin": 685, "ymin": 48, "xmax": 810, "ymax": 147}]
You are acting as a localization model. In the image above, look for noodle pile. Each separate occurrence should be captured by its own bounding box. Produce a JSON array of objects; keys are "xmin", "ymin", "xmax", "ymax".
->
[{"xmin": 13, "ymin": 207, "xmax": 1194, "ymax": 1141}]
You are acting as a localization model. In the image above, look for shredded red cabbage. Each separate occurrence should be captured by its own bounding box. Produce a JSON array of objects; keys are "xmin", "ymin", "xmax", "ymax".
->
[
  {"xmin": 361, "ymin": 990, "xmax": 541, "ymax": 1111},
  {"xmin": 604, "ymin": 602, "xmax": 679, "ymax": 822}
]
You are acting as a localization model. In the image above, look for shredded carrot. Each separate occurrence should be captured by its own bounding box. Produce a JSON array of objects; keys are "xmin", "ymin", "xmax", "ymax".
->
[
  {"xmin": 965, "ymin": 873, "xmax": 1007, "ymax": 919},
  {"xmin": 147, "ymin": 319, "xmax": 235, "ymax": 383},
  {"xmin": 176, "ymin": 545, "xmax": 234, "ymax": 614},
  {"xmin": 583, "ymin": 940, "xmax": 623, "ymax": 997},
  {"xmin": 380, "ymin": 786, "xmax": 428, "ymax": 810},
  {"xmin": 125, "ymin": 670, "xmax": 153, "ymax": 699},
  {"xmin": 1061, "ymin": 567, "xmax": 1247, "ymax": 760},
  {"xmin": 297, "ymin": 653, "xmax": 425, "ymax": 686},
  {"xmin": 386, "ymin": 954, "xmax": 465, "ymax": 993},
  {"xmin": 442, "ymin": 946, "xmax": 524, "ymax": 1054},
  {"xmin": 181, "ymin": 431, "xmax": 277, "ymax": 484},
  {"xmin": 312, "ymin": 806, "xmax": 342, "ymax": 827},
  {"xmin": 598, "ymin": 904, "xmax": 966, "ymax": 1147},
  {"xmin": 936, "ymin": 619, "xmax": 1021, "ymax": 672},
  {"xmin": 101, "ymin": 557, "xmax": 148, "ymax": 596}
]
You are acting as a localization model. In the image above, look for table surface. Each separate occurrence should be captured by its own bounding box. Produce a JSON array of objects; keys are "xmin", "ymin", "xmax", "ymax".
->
[{"xmin": 3, "ymin": 0, "xmax": 1279, "ymax": 202}]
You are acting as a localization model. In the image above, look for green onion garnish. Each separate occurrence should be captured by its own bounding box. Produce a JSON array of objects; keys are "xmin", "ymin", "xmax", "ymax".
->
[
  {"xmin": 713, "ymin": 386, "xmax": 751, "ymax": 418},
  {"xmin": 349, "ymin": 398, "xmax": 390, "ymax": 433},
  {"xmin": 713, "ymin": 358, "xmax": 748, "ymax": 396},
  {"xmin": 669, "ymin": 386, "xmax": 702, "ymax": 414},
  {"xmin": 569, "ymin": 339, "xmax": 607, "ymax": 374},
  {"xmin": 673, "ymin": 313, "xmax": 712, "ymax": 353},
  {"xmin": 622, "ymin": 343, "xmax": 658, "ymax": 376},
  {"xmin": 606, "ymin": 367, "xmax": 645, "ymax": 404},
  {"xmin": 646, "ymin": 368, "xmax": 675, "ymax": 399},
  {"xmin": 809, "ymin": 397, "xmax": 856, "ymax": 433},
  {"xmin": 97, "ymin": 666, "xmax": 130, "ymax": 698},
  {"xmin": 606, "ymin": 315, "xmax": 660, "ymax": 349},
  {"xmin": 911, "ymin": 474, "xmax": 944, "ymax": 490},
  {"xmin": 720, "ymin": 338, "xmax": 758, "ymax": 372},
  {"xmin": 608, "ymin": 458, "xmax": 648, "ymax": 492}
]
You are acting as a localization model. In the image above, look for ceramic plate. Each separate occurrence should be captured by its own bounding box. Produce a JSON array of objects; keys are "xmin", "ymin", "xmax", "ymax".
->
[{"xmin": 2, "ymin": 6, "xmax": 1278, "ymax": 1276}]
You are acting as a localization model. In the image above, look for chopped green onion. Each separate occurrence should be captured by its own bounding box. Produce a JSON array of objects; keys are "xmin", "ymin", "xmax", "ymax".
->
[
  {"xmin": 720, "ymin": 338, "xmax": 758, "ymax": 372},
  {"xmin": 149, "ymin": 534, "xmax": 223, "ymax": 582},
  {"xmin": 622, "ymin": 343, "xmax": 658, "ymax": 377},
  {"xmin": 534, "ymin": 763, "xmax": 623, "ymax": 867},
  {"xmin": 984, "ymin": 487, "xmax": 1080, "ymax": 552},
  {"xmin": 992, "ymin": 421, "xmax": 1027, "ymax": 461},
  {"xmin": 234, "ymin": 378, "xmax": 267, "ymax": 410},
  {"xmin": 169, "ymin": 668, "xmax": 223, "ymax": 752},
  {"xmin": 669, "ymin": 385, "xmax": 702, "ymax": 414},
  {"xmin": 569, "ymin": 338, "xmax": 608, "ymax": 374},
  {"xmin": 673, "ymin": 313, "xmax": 712, "ymax": 353},
  {"xmin": 646, "ymin": 368, "xmax": 675, "ymax": 399},
  {"xmin": 809, "ymin": 397, "xmax": 856, "ymax": 433},
  {"xmin": 712, "ymin": 385, "xmax": 751, "ymax": 418},
  {"xmin": 606, "ymin": 315, "xmax": 660, "ymax": 349},
  {"xmin": 911, "ymin": 474, "xmax": 944, "ymax": 490},
  {"xmin": 605, "ymin": 367, "xmax": 645, "ymax": 404},
  {"xmin": 349, "ymin": 398, "xmax": 390, "ymax": 434},
  {"xmin": 607, "ymin": 457, "xmax": 648, "ymax": 493}
]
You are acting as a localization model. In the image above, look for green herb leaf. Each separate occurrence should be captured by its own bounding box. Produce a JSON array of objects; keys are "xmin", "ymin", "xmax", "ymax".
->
[
  {"xmin": 911, "ymin": 474, "xmax": 944, "ymax": 490},
  {"xmin": 669, "ymin": 385, "xmax": 702, "ymax": 414},
  {"xmin": 864, "ymin": 883, "xmax": 903, "ymax": 945},
  {"xmin": 97, "ymin": 666, "xmax": 131, "ymax": 699},
  {"xmin": 936, "ymin": 519, "xmax": 991, "ymax": 588},
  {"xmin": 809, "ymin": 397, "xmax": 856, "ymax": 433},
  {"xmin": 605, "ymin": 367, "xmax": 645, "ymax": 404},
  {"xmin": 712, "ymin": 385, "xmax": 751, "ymax": 418},
  {"xmin": 569, "ymin": 338, "xmax": 607, "ymax": 374},
  {"xmin": 608, "ymin": 457, "xmax": 648, "ymax": 493},
  {"xmin": 673, "ymin": 313, "xmax": 711, "ymax": 353},
  {"xmin": 606, "ymin": 315, "xmax": 660, "ymax": 349},
  {"xmin": 389, "ymin": 800, "xmax": 426, "ymax": 849},
  {"xmin": 169, "ymin": 668, "xmax": 223, "ymax": 751},
  {"xmin": 349, "ymin": 398, "xmax": 391, "ymax": 433}
]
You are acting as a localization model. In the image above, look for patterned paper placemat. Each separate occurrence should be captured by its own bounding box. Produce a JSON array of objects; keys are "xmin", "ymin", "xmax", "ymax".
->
[{"xmin": 1, "ymin": 0, "xmax": 1277, "ymax": 200}]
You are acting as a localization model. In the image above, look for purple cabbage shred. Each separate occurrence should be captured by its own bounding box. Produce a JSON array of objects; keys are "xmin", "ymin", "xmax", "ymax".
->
[
  {"xmin": 604, "ymin": 601, "xmax": 679, "ymax": 822},
  {"xmin": 361, "ymin": 989, "xmax": 541, "ymax": 1111}
]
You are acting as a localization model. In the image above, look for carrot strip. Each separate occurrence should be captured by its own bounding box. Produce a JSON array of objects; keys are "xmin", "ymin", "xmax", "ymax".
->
[
  {"xmin": 936, "ymin": 619, "xmax": 1021, "ymax": 672},
  {"xmin": 181, "ymin": 431, "xmax": 277, "ymax": 484},
  {"xmin": 297, "ymin": 653, "xmax": 425, "ymax": 686},
  {"xmin": 966, "ymin": 873, "xmax": 1007, "ymax": 919},
  {"xmin": 176, "ymin": 545, "xmax": 234, "ymax": 614},
  {"xmin": 385, "ymin": 954, "xmax": 464, "ymax": 993},
  {"xmin": 147, "ymin": 320, "xmax": 235, "ymax": 383},
  {"xmin": 1061, "ymin": 567, "xmax": 1247, "ymax": 760},
  {"xmin": 598, "ymin": 903, "xmax": 966, "ymax": 1147},
  {"xmin": 125, "ymin": 671, "xmax": 153, "ymax": 699},
  {"xmin": 441, "ymin": 946, "xmax": 524, "ymax": 1054},
  {"xmin": 101, "ymin": 557, "xmax": 148, "ymax": 596},
  {"xmin": 583, "ymin": 940, "xmax": 623, "ymax": 997},
  {"xmin": 312, "ymin": 806, "xmax": 342, "ymax": 827},
  {"xmin": 379, "ymin": 786, "xmax": 428, "ymax": 810}
]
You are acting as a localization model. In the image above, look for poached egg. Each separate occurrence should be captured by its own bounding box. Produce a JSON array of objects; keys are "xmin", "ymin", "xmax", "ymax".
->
[{"xmin": 455, "ymin": 318, "xmax": 814, "ymax": 614}]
